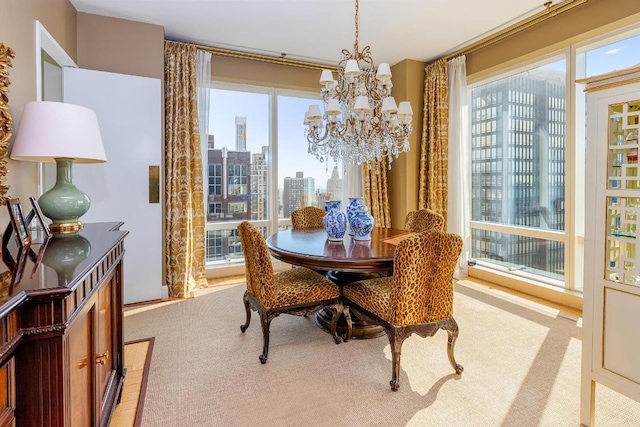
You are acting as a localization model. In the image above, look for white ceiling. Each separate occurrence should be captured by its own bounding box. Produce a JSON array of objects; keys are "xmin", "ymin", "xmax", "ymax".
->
[{"xmin": 69, "ymin": 0, "xmax": 555, "ymax": 66}]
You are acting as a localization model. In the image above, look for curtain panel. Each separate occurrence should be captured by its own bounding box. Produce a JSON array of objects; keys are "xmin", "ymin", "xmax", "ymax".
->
[
  {"xmin": 164, "ymin": 40, "xmax": 208, "ymax": 298},
  {"xmin": 364, "ymin": 160, "xmax": 391, "ymax": 228},
  {"xmin": 419, "ymin": 58, "xmax": 449, "ymax": 223},
  {"xmin": 447, "ymin": 55, "xmax": 471, "ymax": 277}
]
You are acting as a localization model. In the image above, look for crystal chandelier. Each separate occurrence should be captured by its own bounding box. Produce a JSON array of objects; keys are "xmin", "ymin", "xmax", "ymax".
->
[{"xmin": 304, "ymin": 0, "xmax": 413, "ymax": 169}]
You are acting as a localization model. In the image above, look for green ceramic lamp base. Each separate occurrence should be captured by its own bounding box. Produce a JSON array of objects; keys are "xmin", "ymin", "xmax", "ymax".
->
[{"xmin": 39, "ymin": 158, "xmax": 91, "ymax": 235}]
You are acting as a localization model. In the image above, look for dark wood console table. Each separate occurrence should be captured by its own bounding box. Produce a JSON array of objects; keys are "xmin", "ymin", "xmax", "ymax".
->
[
  {"xmin": 266, "ymin": 227, "xmax": 412, "ymax": 339},
  {"xmin": 0, "ymin": 222, "xmax": 128, "ymax": 426}
]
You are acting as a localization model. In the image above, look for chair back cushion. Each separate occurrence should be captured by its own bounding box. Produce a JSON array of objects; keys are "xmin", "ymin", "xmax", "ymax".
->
[
  {"xmin": 237, "ymin": 221, "xmax": 276, "ymax": 306},
  {"xmin": 404, "ymin": 209, "xmax": 445, "ymax": 233},
  {"xmin": 291, "ymin": 206, "xmax": 326, "ymax": 229},
  {"xmin": 390, "ymin": 230, "xmax": 462, "ymax": 326}
]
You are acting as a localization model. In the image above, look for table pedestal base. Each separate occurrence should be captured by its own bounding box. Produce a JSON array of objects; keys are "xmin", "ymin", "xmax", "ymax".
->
[
  {"xmin": 317, "ymin": 270, "xmax": 390, "ymax": 340},
  {"xmin": 315, "ymin": 307, "xmax": 385, "ymax": 340}
]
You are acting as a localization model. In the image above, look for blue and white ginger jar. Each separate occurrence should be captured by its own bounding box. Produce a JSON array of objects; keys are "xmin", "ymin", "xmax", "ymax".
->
[
  {"xmin": 347, "ymin": 197, "xmax": 366, "ymax": 236},
  {"xmin": 351, "ymin": 206, "xmax": 375, "ymax": 241},
  {"xmin": 323, "ymin": 200, "xmax": 347, "ymax": 242}
]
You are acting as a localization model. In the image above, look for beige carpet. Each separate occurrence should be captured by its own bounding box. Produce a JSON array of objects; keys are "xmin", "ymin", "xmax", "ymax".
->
[{"xmin": 123, "ymin": 280, "xmax": 640, "ymax": 426}]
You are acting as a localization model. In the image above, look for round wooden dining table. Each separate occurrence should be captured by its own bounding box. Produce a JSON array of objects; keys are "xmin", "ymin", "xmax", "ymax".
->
[{"xmin": 266, "ymin": 227, "xmax": 414, "ymax": 339}]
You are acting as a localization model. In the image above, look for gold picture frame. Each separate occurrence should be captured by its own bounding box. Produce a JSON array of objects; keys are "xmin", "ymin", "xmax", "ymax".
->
[{"xmin": 0, "ymin": 43, "xmax": 16, "ymax": 205}]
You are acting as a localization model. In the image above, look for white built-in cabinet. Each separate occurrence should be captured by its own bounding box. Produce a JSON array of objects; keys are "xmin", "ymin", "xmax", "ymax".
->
[
  {"xmin": 581, "ymin": 65, "xmax": 640, "ymax": 426},
  {"xmin": 60, "ymin": 68, "xmax": 164, "ymax": 304}
]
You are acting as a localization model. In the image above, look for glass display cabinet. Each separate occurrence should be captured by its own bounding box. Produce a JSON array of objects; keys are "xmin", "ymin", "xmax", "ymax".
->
[{"xmin": 582, "ymin": 66, "xmax": 640, "ymax": 426}]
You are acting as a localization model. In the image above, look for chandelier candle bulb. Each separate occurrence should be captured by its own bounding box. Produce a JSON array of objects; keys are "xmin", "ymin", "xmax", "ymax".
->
[
  {"xmin": 381, "ymin": 97, "xmax": 398, "ymax": 114},
  {"xmin": 354, "ymin": 96, "xmax": 371, "ymax": 113},
  {"xmin": 397, "ymin": 101, "xmax": 413, "ymax": 116},
  {"xmin": 326, "ymin": 99, "xmax": 341, "ymax": 115},
  {"xmin": 320, "ymin": 69, "xmax": 334, "ymax": 85},
  {"xmin": 344, "ymin": 59, "xmax": 361, "ymax": 78},
  {"xmin": 307, "ymin": 104, "xmax": 322, "ymax": 120},
  {"xmin": 376, "ymin": 63, "xmax": 392, "ymax": 79}
]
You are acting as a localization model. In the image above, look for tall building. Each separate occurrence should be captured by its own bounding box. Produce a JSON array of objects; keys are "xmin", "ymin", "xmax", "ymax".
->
[
  {"xmin": 325, "ymin": 165, "xmax": 343, "ymax": 202},
  {"xmin": 205, "ymin": 144, "xmax": 252, "ymax": 262},
  {"xmin": 251, "ymin": 146, "xmax": 268, "ymax": 221},
  {"xmin": 470, "ymin": 69, "xmax": 565, "ymax": 277},
  {"xmin": 235, "ymin": 116, "xmax": 246, "ymax": 151},
  {"xmin": 283, "ymin": 172, "xmax": 315, "ymax": 218}
]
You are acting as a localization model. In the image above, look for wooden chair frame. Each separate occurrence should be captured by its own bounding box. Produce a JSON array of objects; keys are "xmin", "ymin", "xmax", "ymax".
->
[
  {"xmin": 344, "ymin": 304, "xmax": 463, "ymax": 391},
  {"xmin": 241, "ymin": 292, "xmax": 344, "ymax": 363}
]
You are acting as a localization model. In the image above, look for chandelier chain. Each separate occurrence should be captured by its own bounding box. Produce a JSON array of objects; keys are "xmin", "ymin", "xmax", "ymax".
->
[{"xmin": 354, "ymin": 0, "xmax": 359, "ymax": 53}]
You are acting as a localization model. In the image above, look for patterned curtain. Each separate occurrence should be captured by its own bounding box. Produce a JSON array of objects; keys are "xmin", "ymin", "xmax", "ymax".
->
[
  {"xmin": 164, "ymin": 40, "xmax": 207, "ymax": 298},
  {"xmin": 364, "ymin": 160, "xmax": 391, "ymax": 228},
  {"xmin": 419, "ymin": 58, "xmax": 449, "ymax": 223}
]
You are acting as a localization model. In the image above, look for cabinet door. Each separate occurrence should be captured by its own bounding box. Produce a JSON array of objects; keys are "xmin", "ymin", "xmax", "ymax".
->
[
  {"xmin": 0, "ymin": 358, "xmax": 15, "ymax": 427},
  {"xmin": 583, "ymin": 83, "xmax": 640, "ymax": 422},
  {"xmin": 68, "ymin": 304, "xmax": 94, "ymax": 427},
  {"xmin": 96, "ymin": 279, "xmax": 114, "ymax": 404}
]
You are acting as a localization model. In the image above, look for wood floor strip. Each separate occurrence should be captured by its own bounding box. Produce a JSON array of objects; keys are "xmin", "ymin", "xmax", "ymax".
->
[{"xmin": 111, "ymin": 337, "xmax": 155, "ymax": 427}]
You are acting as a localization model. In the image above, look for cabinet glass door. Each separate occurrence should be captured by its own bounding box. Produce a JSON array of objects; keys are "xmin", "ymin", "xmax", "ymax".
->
[{"xmin": 606, "ymin": 100, "xmax": 640, "ymax": 287}]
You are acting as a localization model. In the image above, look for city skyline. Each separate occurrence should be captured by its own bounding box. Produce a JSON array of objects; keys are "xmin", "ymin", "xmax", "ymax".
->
[{"xmin": 208, "ymin": 88, "xmax": 342, "ymax": 192}]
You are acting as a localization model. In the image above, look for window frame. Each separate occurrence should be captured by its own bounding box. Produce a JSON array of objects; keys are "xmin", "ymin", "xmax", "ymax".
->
[{"xmin": 467, "ymin": 50, "xmax": 575, "ymax": 290}]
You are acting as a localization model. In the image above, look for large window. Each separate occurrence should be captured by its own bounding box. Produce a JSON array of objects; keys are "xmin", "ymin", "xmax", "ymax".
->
[
  {"xmin": 470, "ymin": 25, "xmax": 640, "ymax": 293},
  {"xmin": 470, "ymin": 58, "xmax": 567, "ymax": 283},
  {"xmin": 203, "ymin": 83, "xmax": 344, "ymax": 268}
]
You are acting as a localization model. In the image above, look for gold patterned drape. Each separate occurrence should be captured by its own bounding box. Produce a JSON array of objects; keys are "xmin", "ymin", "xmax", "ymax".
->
[
  {"xmin": 419, "ymin": 58, "xmax": 449, "ymax": 223},
  {"xmin": 164, "ymin": 41, "xmax": 207, "ymax": 298},
  {"xmin": 364, "ymin": 159, "xmax": 391, "ymax": 228},
  {"xmin": 0, "ymin": 43, "xmax": 15, "ymax": 204}
]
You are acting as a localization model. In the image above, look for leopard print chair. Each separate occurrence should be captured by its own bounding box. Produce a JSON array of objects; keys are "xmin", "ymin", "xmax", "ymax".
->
[
  {"xmin": 291, "ymin": 206, "xmax": 326, "ymax": 229},
  {"xmin": 237, "ymin": 221, "xmax": 344, "ymax": 363},
  {"xmin": 342, "ymin": 229, "xmax": 463, "ymax": 391},
  {"xmin": 404, "ymin": 209, "xmax": 445, "ymax": 233}
]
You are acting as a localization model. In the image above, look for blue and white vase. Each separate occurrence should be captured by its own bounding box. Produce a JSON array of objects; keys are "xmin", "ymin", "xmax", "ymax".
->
[
  {"xmin": 347, "ymin": 197, "xmax": 366, "ymax": 236},
  {"xmin": 323, "ymin": 200, "xmax": 347, "ymax": 241},
  {"xmin": 351, "ymin": 206, "xmax": 375, "ymax": 241}
]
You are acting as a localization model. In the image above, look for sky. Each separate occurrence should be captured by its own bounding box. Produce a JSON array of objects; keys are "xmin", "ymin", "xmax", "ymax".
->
[
  {"xmin": 584, "ymin": 35, "xmax": 640, "ymax": 77},
  {"xmin": 541, "ymin": 33, "xmax": 640, "ymax": 76}
]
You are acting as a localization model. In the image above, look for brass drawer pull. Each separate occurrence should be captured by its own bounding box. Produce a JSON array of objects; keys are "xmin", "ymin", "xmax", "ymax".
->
[{"xmin": 96, "ymin": 351, "xmax": 109, "ymax": 365}]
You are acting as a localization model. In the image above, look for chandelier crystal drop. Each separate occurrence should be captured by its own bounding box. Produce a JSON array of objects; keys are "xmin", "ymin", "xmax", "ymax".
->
[{"xmin": 304, "ymin": 0, "xmax": 413, "ymax": 170}]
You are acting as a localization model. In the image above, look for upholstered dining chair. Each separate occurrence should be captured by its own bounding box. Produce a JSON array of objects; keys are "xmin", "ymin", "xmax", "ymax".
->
[
  {"xmin": 404, "ymin": 209, "xmax": 445, "ymax": 233},
  {"xmin": 342, "ymin": 229, "xmax": 463, "ymax": 391},
  {"xmin": 291, "ymin": 206, "xmax": 326, "ymax": 229},
  {"xmin": 237, "ymin": 221, "xmax": 345, "ymax": 363}
]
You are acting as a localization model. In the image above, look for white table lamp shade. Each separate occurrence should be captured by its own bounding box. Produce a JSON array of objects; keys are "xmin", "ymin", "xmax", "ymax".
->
[{"xmin": 11, "ymin": 101, "xmax": 107, "ymax": 163}]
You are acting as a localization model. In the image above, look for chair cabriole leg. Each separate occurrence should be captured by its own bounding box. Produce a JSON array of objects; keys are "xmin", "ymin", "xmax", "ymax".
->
[
  {"xmin": 259, "ymin": 311, "xmax": 275, "ymax": 364},
  {"xmin": 446, "ymin": 320, "xmax": 464, "ymax": 374},
  {"xmin": 342, "ymin": 305, "xmax": 352, "ymax": 342},
  {"xmin": 330, "ymin": 301, "xmax": 343, "ymax": 344},
  {"xmin": 386, "ymin": 327, "xmax": 405, "ymax": 391},
  {"xmin": 240, "ymin": 291, "xmax": 251, "ymax": 332}
]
